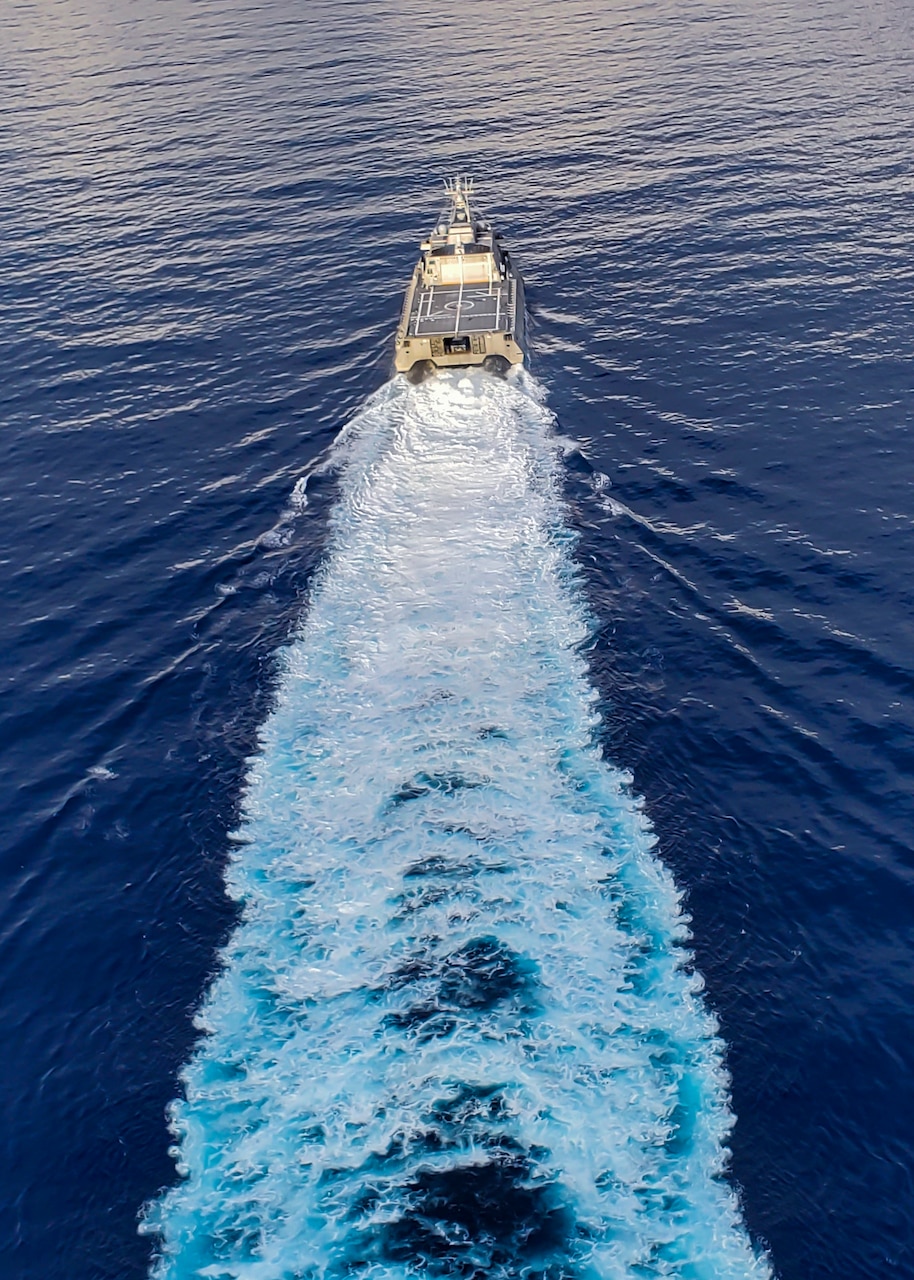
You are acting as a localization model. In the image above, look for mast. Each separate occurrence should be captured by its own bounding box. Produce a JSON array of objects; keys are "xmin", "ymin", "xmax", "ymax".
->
[{"xmin": 444, "ymin": 175, "xmax": 475, "ymax": 224}]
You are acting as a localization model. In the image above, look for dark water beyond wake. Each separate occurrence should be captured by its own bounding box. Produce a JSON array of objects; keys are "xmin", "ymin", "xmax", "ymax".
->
[{"xmin": 2, "ymin": 1, "xmax": 914, "ymax": 1277}]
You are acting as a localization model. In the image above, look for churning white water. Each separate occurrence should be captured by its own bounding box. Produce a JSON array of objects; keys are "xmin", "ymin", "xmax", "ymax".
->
[{"xmin": 143, "ymin": 370, "xmax": 770, "ymax": 1279}]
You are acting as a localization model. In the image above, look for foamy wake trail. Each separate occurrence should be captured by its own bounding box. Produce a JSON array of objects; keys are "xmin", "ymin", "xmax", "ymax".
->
[{"xmin": 143, "ymin": 371, "xmax": 770, "ymax": 1279}]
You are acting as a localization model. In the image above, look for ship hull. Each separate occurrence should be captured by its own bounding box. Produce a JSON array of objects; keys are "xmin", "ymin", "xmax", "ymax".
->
[{"xmin": 395, "ymin": 271, "xmax": 526, "ymax": 376}]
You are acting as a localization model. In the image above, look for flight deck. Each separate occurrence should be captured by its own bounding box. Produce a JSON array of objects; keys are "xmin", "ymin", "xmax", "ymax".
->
[{"xmin": 407, "ymin": 279, "xmax": 517, "ymax": 339}]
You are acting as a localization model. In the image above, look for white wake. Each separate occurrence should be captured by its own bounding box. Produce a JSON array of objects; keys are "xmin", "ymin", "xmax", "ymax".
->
[{"xmin": 143, "ymin": 370, "xmax": 770, "ymax": 1280}]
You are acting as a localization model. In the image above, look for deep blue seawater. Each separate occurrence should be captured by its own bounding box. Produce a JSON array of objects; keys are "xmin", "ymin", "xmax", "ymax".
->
[{"xmin": 2, "ymin": 0, "xmax": 913, "ymax": 1276}]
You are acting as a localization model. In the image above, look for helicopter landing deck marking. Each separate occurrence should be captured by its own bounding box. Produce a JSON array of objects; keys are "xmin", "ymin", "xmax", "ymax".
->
[{"xmin": 409, "ymin": 283, "xmax": 514, "ymax": 337}]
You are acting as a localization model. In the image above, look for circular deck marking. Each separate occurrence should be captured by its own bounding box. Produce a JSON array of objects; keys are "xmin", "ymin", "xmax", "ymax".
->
[{"xmin": 444, "ymin": 299, "xmax": 474, "ymax": 311}]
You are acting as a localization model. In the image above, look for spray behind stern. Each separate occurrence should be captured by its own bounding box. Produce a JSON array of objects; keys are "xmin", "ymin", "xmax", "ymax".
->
[{"xmin": 143, "ymin": 370, "xmax": 770, "ymax": 1280}]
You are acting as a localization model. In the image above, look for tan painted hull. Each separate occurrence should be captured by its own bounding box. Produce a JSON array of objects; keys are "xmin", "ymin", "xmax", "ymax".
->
[
  {"xmin": 394, "ymin": 271, "xmax": 526, "ymax": 374},
  {"xmin": 393, "ymin": 183, "xmax": 526, "ymax": 377}
]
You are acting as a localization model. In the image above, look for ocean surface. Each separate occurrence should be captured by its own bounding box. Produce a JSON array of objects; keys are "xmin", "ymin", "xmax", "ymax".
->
[{"xmin": 2, "ymin": 1, "xmax": 913, "ymax": 1277}]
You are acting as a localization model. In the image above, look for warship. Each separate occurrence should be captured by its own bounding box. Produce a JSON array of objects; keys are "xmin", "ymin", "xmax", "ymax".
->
[{"xmin": 394, "ymin": 178, "xmax": 526, "ymax": 381}]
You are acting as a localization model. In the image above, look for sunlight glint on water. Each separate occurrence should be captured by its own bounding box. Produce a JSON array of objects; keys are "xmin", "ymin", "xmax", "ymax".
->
[{"xmin": 143, "ymin": 371, "xmax": 770, "ymax": 1279}]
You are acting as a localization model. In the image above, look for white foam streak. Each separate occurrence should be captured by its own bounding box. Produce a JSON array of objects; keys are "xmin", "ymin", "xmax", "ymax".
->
[{"xmin": 143, "ymin": 370, "xmax": 770, "ymax": 1280}]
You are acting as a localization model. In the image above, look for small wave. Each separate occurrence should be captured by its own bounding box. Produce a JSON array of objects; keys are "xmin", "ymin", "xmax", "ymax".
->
[{"xmin": 143, "ymin": 370, "xmax": 770, "ymax": 1279}]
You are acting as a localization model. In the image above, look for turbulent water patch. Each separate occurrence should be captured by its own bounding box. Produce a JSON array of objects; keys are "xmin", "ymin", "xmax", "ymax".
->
[{"xmin": 142, "ymin": 371, "xmax": 770, "ymax": 1279}]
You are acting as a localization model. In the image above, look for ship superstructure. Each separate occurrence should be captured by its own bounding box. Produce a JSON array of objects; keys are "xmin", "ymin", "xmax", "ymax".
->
[{"xmin": 394, "ymin": 178, "xmax": 526, "ymax": 380}]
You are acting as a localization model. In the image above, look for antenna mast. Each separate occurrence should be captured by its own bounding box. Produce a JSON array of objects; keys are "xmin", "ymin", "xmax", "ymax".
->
[{"xmin": 445, "ymin": 175, "xmax": 475, "ymax": 221}]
